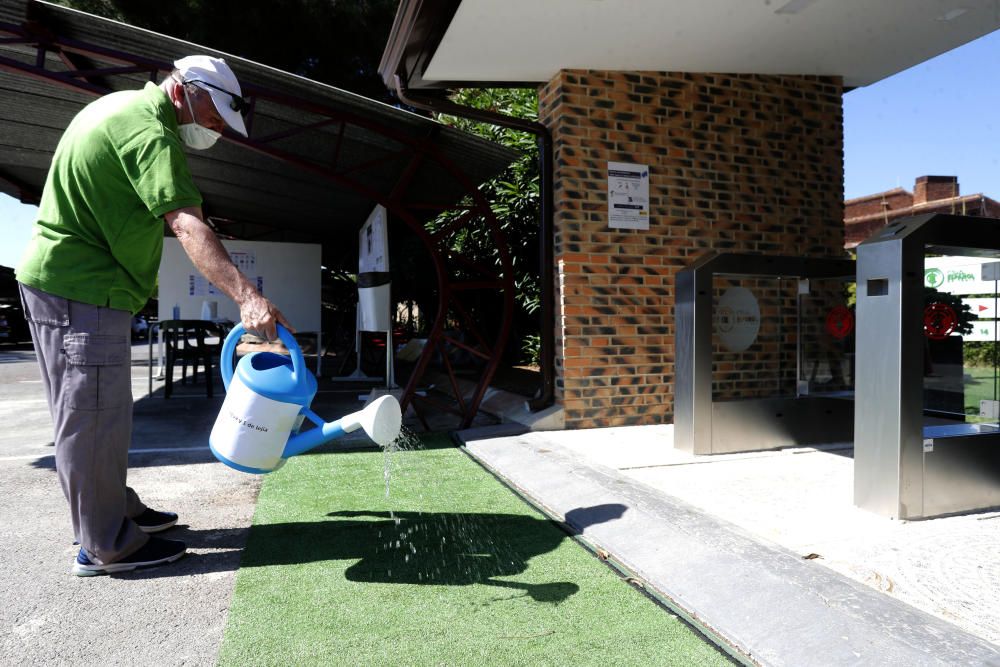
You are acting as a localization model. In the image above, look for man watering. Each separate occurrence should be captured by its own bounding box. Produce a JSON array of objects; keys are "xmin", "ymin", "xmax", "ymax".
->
[{"xmin": 16, "ymin": 56, "xmax": 292, "ymax": 576}]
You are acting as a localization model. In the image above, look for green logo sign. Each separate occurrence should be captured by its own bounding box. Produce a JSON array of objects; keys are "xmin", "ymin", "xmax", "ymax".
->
[{"xmin": 925, "ymin": 268, "xmax": 944, "ymax": 288}]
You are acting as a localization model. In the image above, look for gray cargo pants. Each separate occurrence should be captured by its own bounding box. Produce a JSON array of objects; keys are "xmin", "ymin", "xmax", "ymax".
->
[{"xmin": 19, "ymin": 283, "xmax": 149, "ymax": 564}]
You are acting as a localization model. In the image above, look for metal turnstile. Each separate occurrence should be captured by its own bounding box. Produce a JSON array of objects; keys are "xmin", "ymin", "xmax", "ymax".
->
[
  {"xmin": 855, "ymin": 213, "xmax": 1000, "ymax": 519},
  {"xmin": 675, "ymin": 253, "xmax": 856, "ymax": 454}
]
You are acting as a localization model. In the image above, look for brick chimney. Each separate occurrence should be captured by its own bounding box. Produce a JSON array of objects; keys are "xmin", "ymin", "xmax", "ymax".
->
[{"xmin": 914, "ymin": 175, "xmax": 958, "ymax": 205}]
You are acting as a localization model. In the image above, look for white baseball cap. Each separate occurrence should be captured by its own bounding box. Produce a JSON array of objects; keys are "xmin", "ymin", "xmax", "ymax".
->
[{"xmin": 173, "ymin": 55, "xmax": 248, "ymax": 137}]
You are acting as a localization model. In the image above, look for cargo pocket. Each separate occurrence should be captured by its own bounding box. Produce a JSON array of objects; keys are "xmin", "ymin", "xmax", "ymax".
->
[
  {"xmin": 63, "ymin": 333, "xmax": 130, "ymax": 410},
  {"xmin": 18, "ymin": 284, "xmax": 70, "ymax": 326}
]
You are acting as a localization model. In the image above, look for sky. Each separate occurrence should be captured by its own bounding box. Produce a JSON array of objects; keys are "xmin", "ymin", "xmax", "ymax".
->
[
  {"xmin": 2, "ymin": 28, "xmax": 1000, "ymax": 268},
  {"xmin": 843, "ymin": 28, "xmax": 1000, "ymax": 201}
]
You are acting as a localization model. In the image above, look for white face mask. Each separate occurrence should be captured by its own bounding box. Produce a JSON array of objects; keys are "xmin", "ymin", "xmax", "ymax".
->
[{"xmin": 178, "ymin": 85, "xmax": 221, "ymax": 150}]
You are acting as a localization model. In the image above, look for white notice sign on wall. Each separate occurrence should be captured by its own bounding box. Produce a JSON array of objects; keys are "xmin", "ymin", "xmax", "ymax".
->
[{"xmin": 608, "ymin": 161, "xmax": 650, "ymax": 230}]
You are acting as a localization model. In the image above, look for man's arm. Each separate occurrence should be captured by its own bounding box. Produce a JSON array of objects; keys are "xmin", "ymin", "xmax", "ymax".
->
[{"xmin": 164, "ymin": 206, "xmax": 293, "ymax": 341}]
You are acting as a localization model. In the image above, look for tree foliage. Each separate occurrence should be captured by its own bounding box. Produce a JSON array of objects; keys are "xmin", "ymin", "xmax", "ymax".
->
[{"xmin": 432, "ymin": 88, "xmax": 542, "ymax": 364}]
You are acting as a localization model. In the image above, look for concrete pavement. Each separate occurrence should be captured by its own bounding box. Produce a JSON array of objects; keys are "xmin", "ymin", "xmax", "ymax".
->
[
  {"xmin": 0, "ymin": 343, "xmax": 262, "ymax": 666},
  {"xmin": 458, "ymin": 423, "xmax": 1000, "ymax": 666}
]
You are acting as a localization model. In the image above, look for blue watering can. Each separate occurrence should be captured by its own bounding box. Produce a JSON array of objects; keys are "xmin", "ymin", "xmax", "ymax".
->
[{"xmin": 209, "ymin": 324, "xmax": 402, "ymax": 474}]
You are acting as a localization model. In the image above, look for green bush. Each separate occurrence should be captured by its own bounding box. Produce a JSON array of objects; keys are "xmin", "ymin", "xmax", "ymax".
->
[
  {"xmin": 965, "ymin": 341, "xmax": 1000, "ymax": 367},
  {"xmin": 521, "ymin": 333, "xmax": 541, "ymax": 366}
]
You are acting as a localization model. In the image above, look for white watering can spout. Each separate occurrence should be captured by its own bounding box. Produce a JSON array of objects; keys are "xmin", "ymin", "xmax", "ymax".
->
[
  {"xmin": 282, "ymin": 394, "xmax": 402, "ymax": 458},
  {"xmin": 339, "ymin": 395, "xmax": 403, "ymax": 447}
]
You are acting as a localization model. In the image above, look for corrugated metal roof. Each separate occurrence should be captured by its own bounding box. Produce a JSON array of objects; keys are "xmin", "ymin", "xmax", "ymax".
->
[{"xmin": 0, "ymin": 0, "xmax": 518, "ymax": 250}]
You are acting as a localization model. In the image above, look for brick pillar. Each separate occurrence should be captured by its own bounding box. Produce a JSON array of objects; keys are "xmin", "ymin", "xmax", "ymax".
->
[{"xmin": 537, "ymin": 70, "xmax": 845, "ymax": 429}]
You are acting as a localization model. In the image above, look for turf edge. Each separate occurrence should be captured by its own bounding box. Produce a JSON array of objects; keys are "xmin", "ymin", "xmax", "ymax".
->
[{"xmin": 451, "ymin": 433, "xmax": 752, "ymax": 667}]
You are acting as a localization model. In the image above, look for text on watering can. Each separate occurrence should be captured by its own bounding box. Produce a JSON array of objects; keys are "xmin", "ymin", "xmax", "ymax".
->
[{"xmin": 226, "ymin": 408, "xmax": 269, "ymax": 433}]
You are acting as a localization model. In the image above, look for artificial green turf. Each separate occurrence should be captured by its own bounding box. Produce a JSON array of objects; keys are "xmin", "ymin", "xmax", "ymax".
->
[
  {"xmin": 218, "ymin": 434, "xmax": 733, "ymax": 667},
  {"xmin": 964, "ymin": 365, "xmax": 999, "ymax": 415}
]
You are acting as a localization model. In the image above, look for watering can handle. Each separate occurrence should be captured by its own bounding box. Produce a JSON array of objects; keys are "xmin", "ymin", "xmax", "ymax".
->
[{"xmin": 220, "ymin": 323, "xmax": 305, "ymax": 392}]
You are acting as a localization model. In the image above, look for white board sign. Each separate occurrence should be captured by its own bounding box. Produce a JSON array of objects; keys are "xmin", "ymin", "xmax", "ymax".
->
[
  {"xmin": 359, "ymin": 205, "xmax": 388, "ymax": 273},
  {"xmin": 158, "ymin": 238, "xmax": 321, "ymax": 332},
  {"xmin": 608, "ymin": 161, "xmax": 649, "ymax": 230},
  {"xmin": 925, "ymin": 256, "xmax": 1000, "ymax": 341},
  {"xmin": 964, "ymin": 319, "xmax": 999, "ymax": 342},
  {"xmin": 924, "ymin": 256, "xmax": 999, "ymax": 296},
  {"xmin": 963, "ymin": 298, "xmax": 998, "ymax": 319}
]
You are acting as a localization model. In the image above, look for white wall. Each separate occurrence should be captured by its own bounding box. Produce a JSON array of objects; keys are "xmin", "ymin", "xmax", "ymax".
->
[{"xmin": 158, "ymin": 238, "xmax": 322, "ymax": 332}]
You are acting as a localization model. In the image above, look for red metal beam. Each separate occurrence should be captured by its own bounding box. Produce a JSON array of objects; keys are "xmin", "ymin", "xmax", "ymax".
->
[{"xmin": 443, "ymin": 335, "xmax": 491, "ymax": 362}]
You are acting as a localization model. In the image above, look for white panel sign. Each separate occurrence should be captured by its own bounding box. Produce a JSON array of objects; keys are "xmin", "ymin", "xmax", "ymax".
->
[
  {"xmin": 963, "ymin": 298, "xmax": 999, "ymax": 320},
  {"xmin": 716, "ymin": 287, "xmax": 760, "ymax": 352},
  {"xmin": 188, "ymin": 274, "xmax": 223, "ymax": 297},
  {"xmin": 608, "ymin": 161, "xmax": 649, "ymax": 230},
  {"xmin": 158, "ymin": 238, "xmax": 321, "ymax": 332},
  {"xmin": 359, "ymin": 205, "xmax": 389, "ymax": 273},
  {"xmin": 925, "ymin": 257, "xmax": 1000, "ymax": 341},
  {"xmin": 924, "ymin": 257, "xmax": 1000, "ymax": 296},
  {"xmin": 230, "ymin": 251, "xmax": 256, "ymax": 275},
  {"xmin": 964, "ymin": 319, "xmax": 999, "ymax": 342},
  {"xmin": 963, "ymin": 291, "xmax": 999, "ymax": 342}
]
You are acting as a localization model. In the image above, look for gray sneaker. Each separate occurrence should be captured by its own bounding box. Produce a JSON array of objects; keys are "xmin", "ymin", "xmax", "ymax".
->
[{"xmin": 71, "ymin": 537, "xmax": 186, "ymax": 577}]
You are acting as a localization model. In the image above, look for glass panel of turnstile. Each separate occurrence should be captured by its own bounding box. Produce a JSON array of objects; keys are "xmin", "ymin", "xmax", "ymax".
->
[
  {"xmin": 711, "ymin": 274, "xmax": 790, "ymax": 402},
  {"xmin": 798, "ymin": 276, "xmax": 856, "ymax": 399},
  {"xmin": 922, "ymin": 253, "xmax": 1000, "ymax": 433},
  {"xmin": 705, "ymin": 273, "xmax": 855, "ymax": 454}
]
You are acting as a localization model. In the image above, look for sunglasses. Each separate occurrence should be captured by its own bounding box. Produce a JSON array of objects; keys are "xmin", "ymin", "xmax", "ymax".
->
[{"xmin": 181, "ymin": 78, "xmax": 249, "ymax": 115}]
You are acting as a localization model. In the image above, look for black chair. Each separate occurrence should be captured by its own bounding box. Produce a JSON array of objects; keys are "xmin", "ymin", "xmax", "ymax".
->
[{"xmin": 160, "ymin": 320, "xmax": 225, "ymax": 398}]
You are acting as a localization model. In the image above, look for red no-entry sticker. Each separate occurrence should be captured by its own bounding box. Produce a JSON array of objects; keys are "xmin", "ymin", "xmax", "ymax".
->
[
  {"xmin": 924, "ymin": 302, "xmax": 957, "ymax": 340},
  {"xmin": 825, "ymin": 305, "xmax": 854, "ymax": 339}
]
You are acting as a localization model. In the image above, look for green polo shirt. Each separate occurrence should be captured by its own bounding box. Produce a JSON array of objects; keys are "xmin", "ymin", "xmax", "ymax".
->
[{"xmin": 17, "ymin": 82, "xmax": 202, "ymax": 314}]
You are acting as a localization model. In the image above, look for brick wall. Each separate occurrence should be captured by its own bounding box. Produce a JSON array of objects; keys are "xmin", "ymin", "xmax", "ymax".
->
[
  {"xmin": 537, "ymin": 70, "xmax": 845, "ymax": 429},
  {"xmin": 914, "ymin": 175, "xmax": 958, "ymax": 205},
  {"xmin": 845, "ymin": 188, "xmax": 912, "ymax": 219}
]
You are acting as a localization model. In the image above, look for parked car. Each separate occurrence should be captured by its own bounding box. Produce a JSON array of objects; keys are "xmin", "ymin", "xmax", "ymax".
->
[
  {"xmin": 0, "ymin": 301, "xmax": 30, "ymax": 343},
  {"xmin": 131, "ymin": 315, "xmax": 149, "ymax": 340}
]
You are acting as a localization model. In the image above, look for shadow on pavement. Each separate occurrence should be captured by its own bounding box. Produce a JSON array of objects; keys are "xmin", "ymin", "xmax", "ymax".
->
[
  {"xmin": 110, "ymin": 503, "xmax": 627, "ymax": 588},
  {"xmin": 28, "ymin": 393, "xmax": 223, "ymax": 470},
  {"xmin": 236, "ymin": 510, "xmax": 580, "ymax": 602},
  {"xmin": 0, "ymin": 349, "xmax": 40, "ymax": 363},
  {"xmin": 108, "ymin": 524, "xmax": 252, "ymax": 580},
  {"xmin": 178, "ymin": 502, "xmax": 623, "ymax": 602}
]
